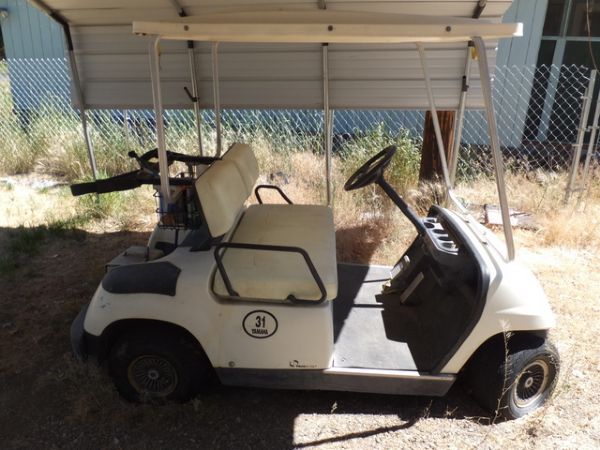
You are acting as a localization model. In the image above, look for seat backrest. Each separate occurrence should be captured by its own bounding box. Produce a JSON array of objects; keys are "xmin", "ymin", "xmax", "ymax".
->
[
  {"xmin": 222, "ymin": 143, "xmax": 259, "ymax": 195},
  {"xmin": 195, "ymin": 160, "xmax": 248, "ymax": 237}
]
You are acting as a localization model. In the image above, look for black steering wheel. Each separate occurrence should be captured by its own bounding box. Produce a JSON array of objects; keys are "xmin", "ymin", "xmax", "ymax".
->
[{"xmin": 344, "ymin": 145, "xmax": 397, "ymax": 191}]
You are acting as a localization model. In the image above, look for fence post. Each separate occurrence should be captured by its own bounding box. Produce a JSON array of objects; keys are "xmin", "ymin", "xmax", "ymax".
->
[
  {"xmin": 566, "ymin": 69, "xmax": 597, "ymax": 202},
  {"xmin": 580, "ymin": 89, "xmax": 600, "ymax": 196}
]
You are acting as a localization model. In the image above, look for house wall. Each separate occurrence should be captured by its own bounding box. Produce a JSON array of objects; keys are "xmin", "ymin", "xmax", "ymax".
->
[
  {"xmin": 0, "ymin": 0, "xmax": 67, "ymax": 111},
  {"xmin": 0, "ymin": 0, "xmax": 64, "ymax": 58},
  {"xmin": 462, "ymin": 0, "xmax": 548, "ymax": 147}
]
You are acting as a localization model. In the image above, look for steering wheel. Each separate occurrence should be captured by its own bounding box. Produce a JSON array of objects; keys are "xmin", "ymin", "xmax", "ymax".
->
[{"xmin": 344, "ymin": 145, "xmax": 397, "ymax": 191}]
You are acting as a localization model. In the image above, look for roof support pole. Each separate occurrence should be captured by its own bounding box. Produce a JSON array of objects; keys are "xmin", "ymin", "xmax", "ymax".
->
[
  {"xmin": 322, "ymin": 44, "xmax": 333, "ymax": 206},
  {"xmin": 416, "ymin": 43, "xmax": 469, "ymax": 214},
  {"xmin": 68, "ymin": 46, "xmax": 98, "ymax": 181},
  {"xmin": 416, "ymin": 43, "xmax": 452, "ymax": 190},
  {"xmin": 28, "ymin": 0, "xmax": 98, "ymax": 180},
  {"xmin": 149, "ymin": 37, "xmax": 171, "ymax": 205},
  {"xmin": 212, "ymin": 42, "xmax": 223, "ymax": 156},
  {"xmin": 188, "ymin": 44, "xmax": 204, "ymax": 156},
  {"xmin": 167, "ymin": 0, "xmax": 204, "ymax": 156},
  {"xmin": 449, "ymin": 42, "xmax": 474, "ymax": 185},
  {"xmin": 473, "ymin": 37, "xmax": 515, "ymax": 261}
]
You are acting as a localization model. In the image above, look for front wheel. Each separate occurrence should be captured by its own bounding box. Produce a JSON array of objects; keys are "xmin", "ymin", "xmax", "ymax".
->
[
  {"xmin": 465, "ymin": 336, "xmax": 559, "ymax": 420},
  {"xmin": 108, "ymin": 328, "xmax": 213, "ymax": 403}
]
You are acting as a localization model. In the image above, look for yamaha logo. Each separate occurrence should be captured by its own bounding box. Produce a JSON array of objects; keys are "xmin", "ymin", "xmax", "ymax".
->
[{"xmin": 242, "ymin": 310, "xmax": 278, "ymax": 339}]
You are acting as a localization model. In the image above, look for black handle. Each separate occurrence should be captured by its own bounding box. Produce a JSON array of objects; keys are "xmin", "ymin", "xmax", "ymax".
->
[
  {"xmin": 214, "ymin": 242, "xmax": 327, "ymax": 304},
  {"xmin": 183, "ymin": 86, "xmax": 197, "ymax": 103},
  {"xmin": 254, "ymin": 185, "xmax": 293, "ymax": 204}
]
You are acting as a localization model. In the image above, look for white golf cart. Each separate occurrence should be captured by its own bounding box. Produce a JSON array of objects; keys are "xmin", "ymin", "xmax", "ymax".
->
[{"xmin": 68, "ymin": 10, "xmax": 559, "ymax": 420}]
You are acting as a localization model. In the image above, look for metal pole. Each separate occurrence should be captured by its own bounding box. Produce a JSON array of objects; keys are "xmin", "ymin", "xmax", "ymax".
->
[
  {"xmin": 188, "ymin": 45, "xmax": 204, "ymax": 156},
  {"xmin": 322, "ymin": 44, "xmax": 333, "ymax": 206},
  {"xmin": 473, "ymin": 37, "xmax": 515, "ymax": 261},
  {"xmin": 566, "ymin": 70, "xmax": 596, "ymax": 202},
  {"xmin": 580, "ymin": 89, "xmax": 600, "ymax": 194},
  {"xmin": 149, "ymin": 37, "xmax": 171, "ymax": 205},
  {"xmin": 212, "ymin": 42, "xmax": 222, "ymax": 156},
  {"xmin": 27, "ymin": 0, "xmax": 97, "ymax": 179},
  {"xmin": 67, "ymin": 46, "xmax": 97, "ymax": 180},
  {"xmin": 450, "ymin": 42, "xmax": 474, "ymax": 186},
  {"xmin": 416, "ymin": 43, "xmax": 452, "ymax": 190}
]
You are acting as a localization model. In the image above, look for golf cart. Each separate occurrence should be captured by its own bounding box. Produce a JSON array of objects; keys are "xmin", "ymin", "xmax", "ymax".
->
[{"xmin": 67, "ymin": 10, "xmax": 559, "ymax": 420}]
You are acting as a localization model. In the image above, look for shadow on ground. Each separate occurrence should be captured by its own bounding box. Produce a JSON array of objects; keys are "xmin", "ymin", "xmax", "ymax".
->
[{"xmin": 0, "ymin": 226, "xmax": 490, "ymax": 449}]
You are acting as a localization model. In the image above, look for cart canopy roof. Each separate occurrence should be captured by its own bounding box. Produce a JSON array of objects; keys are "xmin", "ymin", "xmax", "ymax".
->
[
  {"xmin": 133, "ymin": 10, "xmax": 521, "ymax": 44},
  {"xmin": 32, "ymin": 0, "xmax": 518, "ymax": 110}
]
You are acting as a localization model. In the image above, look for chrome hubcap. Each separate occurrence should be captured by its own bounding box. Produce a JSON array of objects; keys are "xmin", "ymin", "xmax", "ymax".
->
[
  {"xmin": 513, "ymin": 360, "xmax": 550, "ymax": 408},
  {"xmin": 127, "ymin": 355, "xmax": 178, "ymax": 397}
]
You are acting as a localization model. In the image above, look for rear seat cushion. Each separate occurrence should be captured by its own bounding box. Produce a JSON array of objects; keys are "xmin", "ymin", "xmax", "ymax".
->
[
  {"xmin": 214, "ymin": 204, "xmax": 338, "ymax": 301},
  {"xmin": 222, "ymin": 143, "xmax": 259, "ymax": 195}
]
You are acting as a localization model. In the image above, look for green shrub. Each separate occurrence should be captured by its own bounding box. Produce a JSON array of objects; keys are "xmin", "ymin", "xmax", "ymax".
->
[{"xmin": 339, "ymin": 123, "xmax": 421, "ymax": 195}]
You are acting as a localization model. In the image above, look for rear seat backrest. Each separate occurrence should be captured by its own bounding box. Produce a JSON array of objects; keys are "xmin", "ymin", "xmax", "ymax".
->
[
  {"xmin": 195, "ymin": 160, "xmax": 248, "ymax": 237},
  {"xmin": 222, "ymin": 143, "xmax": 259, "ymax": 195}
]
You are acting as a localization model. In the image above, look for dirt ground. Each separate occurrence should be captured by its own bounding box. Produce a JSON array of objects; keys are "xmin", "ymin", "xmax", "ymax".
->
[{"xmin": 0, "ymin": 177, "xmax": 599, "ymax": 449}]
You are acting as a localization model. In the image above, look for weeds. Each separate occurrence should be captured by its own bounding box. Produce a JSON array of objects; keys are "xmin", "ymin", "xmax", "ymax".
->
[{"xmin": 0, "ymin": 226, "xmax": 51, "ymax": 276}]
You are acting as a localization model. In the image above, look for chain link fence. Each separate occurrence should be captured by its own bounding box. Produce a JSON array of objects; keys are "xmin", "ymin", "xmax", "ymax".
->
[{"xmin": 1, "ymin": 58, "xmax": 598, "ymax": 191}]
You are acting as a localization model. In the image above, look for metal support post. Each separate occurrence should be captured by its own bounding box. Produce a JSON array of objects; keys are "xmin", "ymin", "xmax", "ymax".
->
[
  {"xmin": 580, "ymin": 89, "xmax": 600, "ymax": 195},
  {"xmin": 68, "ymin": 50, "xmax": 98, "ymax": 180},
  {"xmin": 416, "ymin": 43, "xmax": 468, "ymax": 214},
  {"xmin": 188, "ymin": 45, "xmax": 204, "ymax": 155},
  {"xmin": 149, "ymin": 37, "xmax": 171, "ymax": 205},
  {"xmin": 416, "ymin": 43, "xmax": 452, "ymax": 190},
  {"xmin": 566, "ymin": 70, "xmax": 597, "ymax": 202},
  {"xmin": 322, "ymin": 44, "xmax": 333, "ymax": 206},
  {"xmin": 212, "ymin": 42, "xmax": 222, "ymax": 156},
  {"xmin": 28, "ymin": 0, "xmax": 97, "ymax": 179},
  {"xmin": 473, "ymin": 37, "xmax": 515, "ymax": 261},
  {"xmin": 450, "ymin": 42, "xmax": 474, "ymax": 185}
]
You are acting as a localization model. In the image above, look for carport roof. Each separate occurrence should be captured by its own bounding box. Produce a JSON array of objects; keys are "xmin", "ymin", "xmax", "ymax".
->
[{"xmin": 32, "ymin": 1, "xmax": 514, "ymax": 26}]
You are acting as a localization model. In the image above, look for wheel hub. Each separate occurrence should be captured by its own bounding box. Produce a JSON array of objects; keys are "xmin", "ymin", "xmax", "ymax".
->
[
  {"xmin": 513, "ymin": 360, "xmax": 550, "ymax": 408},
  {"xmin": 127, "ymin": 355, "xmax": 178, "ymax": 397}
]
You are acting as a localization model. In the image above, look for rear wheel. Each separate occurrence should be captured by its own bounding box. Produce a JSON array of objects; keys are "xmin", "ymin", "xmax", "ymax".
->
[
  {"xmin": 464, "ymin": 336, "xmax": 559, "ymax": 420},
  {"xmin": 108, "ymin": 328, "xmax": 213, "ymax": 403}
]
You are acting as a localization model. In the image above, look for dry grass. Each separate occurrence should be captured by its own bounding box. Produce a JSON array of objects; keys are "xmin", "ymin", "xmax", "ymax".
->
[{"xmin": 1, "ymin": 152, "xmax": 599, "ymax": 448}]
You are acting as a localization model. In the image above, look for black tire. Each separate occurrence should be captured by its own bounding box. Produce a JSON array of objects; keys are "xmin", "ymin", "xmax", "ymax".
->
[
  {"xmin": 464, "ymin": 336, "xmax": 559, "ymax": 420},
  {"xmin": 108, "ymin": 327, "xmax": 213, "ymax": 403}
]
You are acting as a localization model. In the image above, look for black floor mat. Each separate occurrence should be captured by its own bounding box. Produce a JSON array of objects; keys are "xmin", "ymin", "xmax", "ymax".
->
[{"xmin": 332, "ymin": 264, "xmax": 418, "ymax": 370}]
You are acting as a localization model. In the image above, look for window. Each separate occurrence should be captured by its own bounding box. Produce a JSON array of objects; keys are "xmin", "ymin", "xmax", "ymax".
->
[
  {"xmin": 563, "ymin": 40, "xmax": 600, "ymax": 65},
  {"xmin": 567, "ymin": 0, "xmax": 600, "ymax": 37},
  {"xmin": 543, "ymin": 0, "xmax": 567, "ymax": 36}
]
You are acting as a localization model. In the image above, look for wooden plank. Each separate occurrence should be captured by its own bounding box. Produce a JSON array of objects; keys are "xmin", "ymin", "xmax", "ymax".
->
[{"xmin": 483, "ymin": 204, "xmax": 537, "ymax": 229}]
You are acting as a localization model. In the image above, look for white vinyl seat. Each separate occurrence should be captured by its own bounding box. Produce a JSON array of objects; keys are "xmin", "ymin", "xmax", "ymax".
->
[
  {"xmin": 214, "ymin": 204, "xmax": 338, "ymax": 301},
  {"xmin": 222, "ymin": 143, "xmax": 259, "ymax": 196},
  {"xmin": 197, "ymin": 143, "xmax": 338, "ymax": 302}
]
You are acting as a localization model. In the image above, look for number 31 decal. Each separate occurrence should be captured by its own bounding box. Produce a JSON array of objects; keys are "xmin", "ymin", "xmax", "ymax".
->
[{"xmin": 243, "ymin": 310, "xmax": 278, "ymax": 339}]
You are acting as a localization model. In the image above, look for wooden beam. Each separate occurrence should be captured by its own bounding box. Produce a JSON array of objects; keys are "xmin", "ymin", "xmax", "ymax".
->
[{"xmin": 419, "ymin": 110, "xmax": 455, "ymax": 182}]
